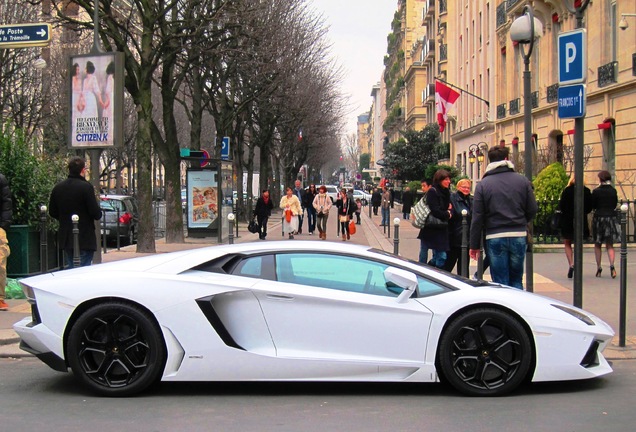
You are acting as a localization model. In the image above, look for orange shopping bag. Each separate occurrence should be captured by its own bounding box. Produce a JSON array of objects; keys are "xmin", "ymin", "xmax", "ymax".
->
[{"xmin": 348, "ymin": 220, "xmax": 356, "ymax": 235}]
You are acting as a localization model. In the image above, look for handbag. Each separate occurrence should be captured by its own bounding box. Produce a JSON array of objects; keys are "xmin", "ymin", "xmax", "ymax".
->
[
  {"xmin": 550, "ymin": 209, "xmax": 562, "ymax": 231},
  {"xmin": 425, "ymin": 213, "xmax": 448, "ymax": 229},
  {"xmin": 348, "ymin": 220, "xmax": 356, "ymax": 235},
  {"xmin": 285, "ymin": 209, "xmax": 292, "ymax": 223},
  {"xmin": 410, "ymin": 197, "xmax": 431, "ymax": 229},
  {"xmin": 247, "ymin": 217, "xmax": 259, "ymax": 234},
  {"xmin": 339, "ymin": 215, "xmax": 349, "ymax": 222}
]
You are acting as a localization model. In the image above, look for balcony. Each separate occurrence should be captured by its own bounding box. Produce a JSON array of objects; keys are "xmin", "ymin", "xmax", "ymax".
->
[
  {"xmin": 422, "ymin": 83, "xmax": 435, "ymax": 104},
  {"xmin": 422, "ymin": 0, "xmax": 434, "ymax": 24},
  {"xmin": 547, "ymin": 83, "xmax": 559, "ymax": 103},
  {"xmin": 439, "ymin": 0, "xmax": 447, "ymax": 14},
  {"xmin": 439, "ymin": 43, "xmax": 448, "ymax": 61},
  {"xmin": 424, "ymin": 39, "xmax": 435, "ymax": 63},
  {"xmin": 497, "ymin": 103, "xmax": 507, "ymax": 119},
  {"xmin": 506, "ymin": 0, "xmax": 522, "ymax": 11},
  {"xmin": 509, "ymin": 98, "xmax": 520, "ymax": 115},
  {"xmin": 598, "ymin": 61, "xmax": 618, "ymax": 87}
]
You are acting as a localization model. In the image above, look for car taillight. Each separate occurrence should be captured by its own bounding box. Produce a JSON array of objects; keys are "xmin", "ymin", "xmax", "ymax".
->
[{"xmin": 119, "ymin": 212, "xmax": 132, "ymax": 224}]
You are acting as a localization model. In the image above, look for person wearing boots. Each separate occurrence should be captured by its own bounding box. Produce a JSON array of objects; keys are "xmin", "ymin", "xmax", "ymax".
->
[
  {"xmin": 312, "ymin": 185, "xmax": 333, "ymax": 240},
  {"xmin": 335, "ymin": 190, "xmax": 355, "ymax": 241}
]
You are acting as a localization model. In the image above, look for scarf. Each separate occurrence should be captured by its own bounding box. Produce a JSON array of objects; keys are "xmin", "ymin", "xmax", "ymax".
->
[{"xmin": 484, "ymin": 160, "xmax": 515, "ymax": 174}]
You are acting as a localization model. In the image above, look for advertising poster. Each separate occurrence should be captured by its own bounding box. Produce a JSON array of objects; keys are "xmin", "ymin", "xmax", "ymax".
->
[
  {"xmin": 69, "ymin": 52, "xmax": 123, "ymax": 148},
  {"xmin": 187, "ymin": 170, "xmax": 218, "ymax": 229}
]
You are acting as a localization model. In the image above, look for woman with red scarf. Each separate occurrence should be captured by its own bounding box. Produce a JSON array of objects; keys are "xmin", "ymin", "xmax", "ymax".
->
[{"xmin": 253, "ymin": 189, "xmax": 274, "ymax": 240}]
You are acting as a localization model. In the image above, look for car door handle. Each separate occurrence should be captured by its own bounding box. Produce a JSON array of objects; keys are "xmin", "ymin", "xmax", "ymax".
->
[{"xmin": 266, "ymin": 294, "xmax": 294, "ymax": 301}]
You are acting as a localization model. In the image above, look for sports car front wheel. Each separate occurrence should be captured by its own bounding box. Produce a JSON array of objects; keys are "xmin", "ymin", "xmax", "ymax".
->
[
  {"xmin": 438, "ymin": 308, "xmax": 533, "ymax": 396},
  {"xmin": 67, "ymin": 302, "xmax": 167, "ymax": 396}
]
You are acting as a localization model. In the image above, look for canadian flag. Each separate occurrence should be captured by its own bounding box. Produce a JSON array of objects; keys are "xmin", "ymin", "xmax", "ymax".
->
[{"xmin": 435, "ymin": 81, "xmax": 460, "ymax": 133}]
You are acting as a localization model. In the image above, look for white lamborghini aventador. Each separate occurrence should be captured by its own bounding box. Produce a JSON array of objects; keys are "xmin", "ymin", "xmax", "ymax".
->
[{"xmin": 13, "ymin": 241, "xmax": 614, "ymax": 396}]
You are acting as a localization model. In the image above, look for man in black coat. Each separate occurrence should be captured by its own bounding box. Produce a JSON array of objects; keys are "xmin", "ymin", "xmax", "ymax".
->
[
  {"xmin": 371, "ymin": 187, "xmax": 382, "ymax": 216},
  {"xmin": 0, "ymin": 173, "xmax": 12, "ymax": 311},
  {"xmin": 49, "ymin": 157, "xmax": 102, "ymax": 268}
]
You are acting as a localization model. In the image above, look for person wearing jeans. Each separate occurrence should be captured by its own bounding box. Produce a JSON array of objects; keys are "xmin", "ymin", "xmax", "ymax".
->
[
  {"xmin": 469, "ymin": 146, "xmax": 537, "ymax": 290},
  {"xmin": 380, "ymin": 186, "xmax": 391, "ymax": 226}
]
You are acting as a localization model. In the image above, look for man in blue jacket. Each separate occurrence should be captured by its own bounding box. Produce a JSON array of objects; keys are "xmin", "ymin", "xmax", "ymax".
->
[{"xmin": 469, "ymin": 146, "xmax": 537, "ymax": 289}]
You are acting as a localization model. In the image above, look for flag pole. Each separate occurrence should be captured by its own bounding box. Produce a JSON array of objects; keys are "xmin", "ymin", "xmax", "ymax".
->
[{"xmin": 436, "ymin": 79, "xmax": 490, "ymax": 108}]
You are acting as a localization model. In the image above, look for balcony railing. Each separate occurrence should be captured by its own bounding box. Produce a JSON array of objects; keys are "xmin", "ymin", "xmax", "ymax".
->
[
  {"xmin": 439, "ymin": 43, "xmax": 447, "ymax": 61},
  {"xmin": 496, "ymin": 2, "xmax": 507, "ymax": 28},
  {"xmin": 598, "ymin": 61, "xmax": 618, "ymax": 87},
  {"xmin": 497, "ymin": 103, "xmax": 507, "ymax": 119},
  {"xmin": 509, "ymin": 98, "xmax": 520, "ymax": 115},
  {"xmin": 506, "ymin": 0, "xmax": 522, "ymax": 11},
  {"xmin": 531, "ymin": 91, "xmax": 539, "ymax": 108},
  {"xmin": 547, "ymin": 83, "xmax": 559, "ymax": 103}
]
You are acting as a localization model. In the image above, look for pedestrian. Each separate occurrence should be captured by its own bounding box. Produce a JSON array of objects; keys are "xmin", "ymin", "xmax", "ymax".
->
[
  {"xmin": 253, "ymin": 189, "xmax": 274, "ymax": 240},
  {"xmin": 558, "ymin": 176, "xmax": 592, "ymax": 278},
  {"xmin": 335, "ymin": 190, "xmax": 355, "ymax": 241},
  {"xmin": 380, "ymin": 186, "xmax": 391, "ymax": 226},
  {"xmin": 418, "ymin": 170, "xmax": 452, "ymax": 268},
  {"xmin": 401, "ymin": 186, "xmax": 414, "ymax": 219},
  {"xmin": 293, "ymin": 179, "xmax": 306, "ymax": 234},
  {"xmin": 0, "ymin": 172, "xmax": 12, "ymax": 311},
  {"xmin": 443, "ymin": 179, "xmax": 473, "ymax": 275},
  {"xmin": 313, "ymin": 185, "xmax": 333, "ymax": 240},
  {"xmin": 469, "ymin": 146, "xmax": 537, "ymax": 289},
  {"xmin": 371, "ymin": 187, "xmax": 382, "ymax": 216},
  {"xmin": 304, "ymin": 184, "xmax": 318, "ymax": 235},
  {"xmin": 280, "ymin": 186, "xmax": 302, "ymax": 239},
  {"xmin": 417, "ymin": 179, "xmax": 432, "ymax": 264},
  {"xmin": 355, "ymin": 198, "xmax": 362, "ymax": 224},
  {"xmin": 49, "ymin": 156, "xmax": 103, "ymax": 268},
  {"xmin": 591, "ymin": 170, "xmax": 620, "ymax": 279}
]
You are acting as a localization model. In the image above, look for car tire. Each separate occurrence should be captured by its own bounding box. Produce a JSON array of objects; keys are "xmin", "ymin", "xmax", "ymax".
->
[
  {"xmin": 438, "ymin": 308, "xmax": 532, "ymax": 396},
  {"xmin": 67, "ymin": 302, "xmax": 167, "ymax": 396}
]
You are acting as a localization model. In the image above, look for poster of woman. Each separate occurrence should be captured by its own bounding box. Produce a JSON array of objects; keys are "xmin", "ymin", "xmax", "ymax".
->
[{"xmin": 69, "ymin": 52, "xmax": 123, "ymax": 148}]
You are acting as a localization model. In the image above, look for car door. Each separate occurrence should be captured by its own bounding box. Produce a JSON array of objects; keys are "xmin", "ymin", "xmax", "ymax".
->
[{"xmin": 250, "ymin": 252, "xmax": 434, "ymax": 365}]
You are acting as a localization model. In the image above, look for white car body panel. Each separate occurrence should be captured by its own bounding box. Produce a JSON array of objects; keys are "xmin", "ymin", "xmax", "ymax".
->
[{"xmin": 13, "ymin": 241, "xmax": 613, "ymax": 392}]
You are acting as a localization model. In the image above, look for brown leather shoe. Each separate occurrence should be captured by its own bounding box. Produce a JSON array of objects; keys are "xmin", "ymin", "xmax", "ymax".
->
[
  {"xmin": 347, "ymin": 233, "xmax": 350, "ymax": 240},
  {"xmin": 342, "ymin": 234, "xmax": 346, "ymax": 241}
]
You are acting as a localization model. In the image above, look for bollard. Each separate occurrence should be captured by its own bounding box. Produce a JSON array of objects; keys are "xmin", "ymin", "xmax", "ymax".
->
[
  {"xmin": 393, "ymin": 217, "xmax": 400, "ymax": 255},
  {"xmin": 40, "ymin": 205, "xmax": 48, "ymax": 274},
  {"xmin": 228, "ymin": 213, "xmax": 235, "ymax": 244},
  {"xmin": 619, "ymin": 204, "xmax": 628, "ymax": 347},
  {"xmin": 461, "ymin": 209, "xmax": 469, "ymax": 278},
  {"xmin": 116, "ymin": 207, "xmax": 121, "ymax": 250},
  {"xmin": 72, "ymin": 214, "xmax": 80, "ymax": 268}
]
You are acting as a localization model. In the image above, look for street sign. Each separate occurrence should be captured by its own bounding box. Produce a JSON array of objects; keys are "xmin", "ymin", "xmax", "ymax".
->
[
  {"xmin": 0, "ymin": 23, "xmax": 51, "ymax": 49},
  {"xmin": 558, "ymin": 84, "xmax": 586, "ymax": 119},
  {"xmin": 200, "ymin": 149, "xmax": 210, "ymax": 168},
  {"xmin": 558, "ymin": 29, "xmax": 586, "ymax": 85},
  {"xmin": 221, "ymin": 137, "xmax": 230, "ymax": 160}
]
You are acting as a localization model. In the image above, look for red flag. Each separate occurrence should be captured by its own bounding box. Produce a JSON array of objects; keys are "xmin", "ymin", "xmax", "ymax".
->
[{"xmin": 435, "ymin": 81, "xmax": 460, "ymax": 133}]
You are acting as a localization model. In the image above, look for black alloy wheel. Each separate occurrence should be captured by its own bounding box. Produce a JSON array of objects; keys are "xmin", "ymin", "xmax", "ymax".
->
[
  {"xmin": 67, "ymin": 302, "xmax": 166, "ymax": 396},
  {"xmin": 438, "ymin": 308, "xmax": 532, "ymax": 396}
]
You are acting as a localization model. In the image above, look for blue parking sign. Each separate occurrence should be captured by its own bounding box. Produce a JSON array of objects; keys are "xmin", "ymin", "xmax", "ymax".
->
[
  {"xmin": 221, "ymin": 137, "xmax": 230, "ymax": 160},
  {"xmin": 558, "ymin": 29, "xmax": 586, "ymax": 85}
]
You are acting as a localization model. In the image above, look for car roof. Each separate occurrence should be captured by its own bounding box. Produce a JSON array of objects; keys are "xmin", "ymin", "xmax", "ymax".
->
[{"xmin": 100, "ymin": 194, "xmax": 134, "ymax": 200}]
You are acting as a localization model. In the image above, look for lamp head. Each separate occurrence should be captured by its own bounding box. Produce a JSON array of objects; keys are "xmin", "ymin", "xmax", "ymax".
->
[
  {"xmin": 510, "ymin": 13, "xmax": 543, "ymax": 43},
  {"xmin": 619, "ymin": 16, "xmax": 629, "ymax": 30}
]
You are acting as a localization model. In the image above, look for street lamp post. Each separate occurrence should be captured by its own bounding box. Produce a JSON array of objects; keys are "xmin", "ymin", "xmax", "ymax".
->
[
  {"xmin": 510, "ymin": 5, "xmax": 542, "ymax": 292},
  {"xmin": 468, "ymin": 143, "xmax": 488, "ymax": 181}
]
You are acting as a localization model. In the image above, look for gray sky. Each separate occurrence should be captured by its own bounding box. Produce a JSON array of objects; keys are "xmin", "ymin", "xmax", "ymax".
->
[{"xmin": 310, "ymin": 0, "xmax": 398, "ymax": 135}]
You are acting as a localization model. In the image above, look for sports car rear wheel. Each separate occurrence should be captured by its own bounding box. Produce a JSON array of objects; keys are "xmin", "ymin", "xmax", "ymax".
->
[
  {"xmin": 67, "ymin": 302, "xmax": 166, "ymax": 396},
  {"xmin": 438, "ymin": 308, "xmax": 532, "ymax": 396}
]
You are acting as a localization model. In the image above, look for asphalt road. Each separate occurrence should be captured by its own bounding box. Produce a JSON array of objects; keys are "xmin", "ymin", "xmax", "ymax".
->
[{"xmin": 1, "ymin": 357, "xmax": 635, "ymax": 432}]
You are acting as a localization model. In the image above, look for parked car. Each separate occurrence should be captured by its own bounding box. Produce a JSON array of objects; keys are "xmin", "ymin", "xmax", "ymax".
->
[
  {"xmin": 324, "ymin": 185, "xmax": 339, "ymax": 203},
  {"xmin": 352, "ymin": 189, "xmax": 372, "ymax": 205},
  {"xmin": 99, "ymin": 195, "xmax": 139, "ymax": 245},
  {"xmin": 14, "ymin": 241, "xmax": 613, "ymax": 396}
]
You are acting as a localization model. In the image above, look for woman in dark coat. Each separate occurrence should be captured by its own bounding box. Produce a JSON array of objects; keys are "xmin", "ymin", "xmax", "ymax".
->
[
  {"xmin": 591, "ymin": 170, "xmax": 620, "ymax": 278},
  {"xmin": 443, "ymin": 179, "xmax": 472, "ymax": 275},
  {"xmin": 401, "ymin": 186, "xmax": 414, "ymax": 219},
  {"xmin": 253, "ymin": 189, "xmax": 274, "ymax": 240},
  {"xmin": 417, "ymin": 169, "xmax": 452, "ymax": 268},
  {"xmin": 558, "ymin": 177, "xmax": 592, "ymax": 278},
  {"xmin": 335, "ymin": 190, "xmax": 356, "ymax": 241}
]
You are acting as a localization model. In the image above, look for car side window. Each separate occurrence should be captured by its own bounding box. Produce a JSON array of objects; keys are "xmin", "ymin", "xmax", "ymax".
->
[
  {"xmin": 274, "ymin": 253, "xmax": 397, "ymax": 297},
  {"xmin": 232, "ymin": 255, "xmax": 276, "ymax": 280},
  {"xmin": 416, "ymin": 275, "xmax": 448, "ymax": 297}
]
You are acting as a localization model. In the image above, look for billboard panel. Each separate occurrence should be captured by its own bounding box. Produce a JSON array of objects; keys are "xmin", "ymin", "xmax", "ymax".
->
[{"xmin": 69, "ymin": 52, "xmax": 124, "ymax": 148}]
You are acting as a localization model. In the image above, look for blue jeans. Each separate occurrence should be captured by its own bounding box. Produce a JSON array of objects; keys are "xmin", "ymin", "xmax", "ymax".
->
[
  {"xmin": 381, "ymin": 207, "xmax": 390, "ymax": 226},
  {"xmin": 430, "ymin": 250, "xmax": 447, "ymax": 268},
  {"xmin": 306, "ymin": 207, "xmax": 316, "ymax": 233},
  {"xmin": 64, "ymin": 249, "xmax": 95, "ymax": 269},
  {"xmin": 486, "ymin": 237, "xmax": 527, "ymax": 289},
  {"xmin": 418, "ymin": 241, "xmax": 429, "ymax": 264}
]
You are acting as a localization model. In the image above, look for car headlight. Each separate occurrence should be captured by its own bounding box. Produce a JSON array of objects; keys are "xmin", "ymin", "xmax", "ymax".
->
[
  {"xmin": 18, "ymin": 281, "xmax": 36, "ymax": 303},
  {"xmin": 551, "ymin": 304, "xmax": 594, "ymax": 326}
]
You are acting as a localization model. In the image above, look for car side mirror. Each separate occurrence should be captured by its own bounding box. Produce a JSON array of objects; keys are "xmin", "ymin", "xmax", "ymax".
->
[{"xmin": 384, "ymin": 267, "xmax": 418, "ymax": 303}]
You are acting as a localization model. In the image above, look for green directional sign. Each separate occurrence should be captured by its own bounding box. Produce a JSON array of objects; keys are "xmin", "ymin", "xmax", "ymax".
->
[{"xmin": 0, "ymin": 23, "xmax": 51, "ymax": 49}]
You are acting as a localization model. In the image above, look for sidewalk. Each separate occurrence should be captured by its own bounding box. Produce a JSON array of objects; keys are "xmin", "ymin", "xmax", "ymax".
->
[{"xmin": 2, "ymin": 205, "xmax": 635, "ymax": 360}]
